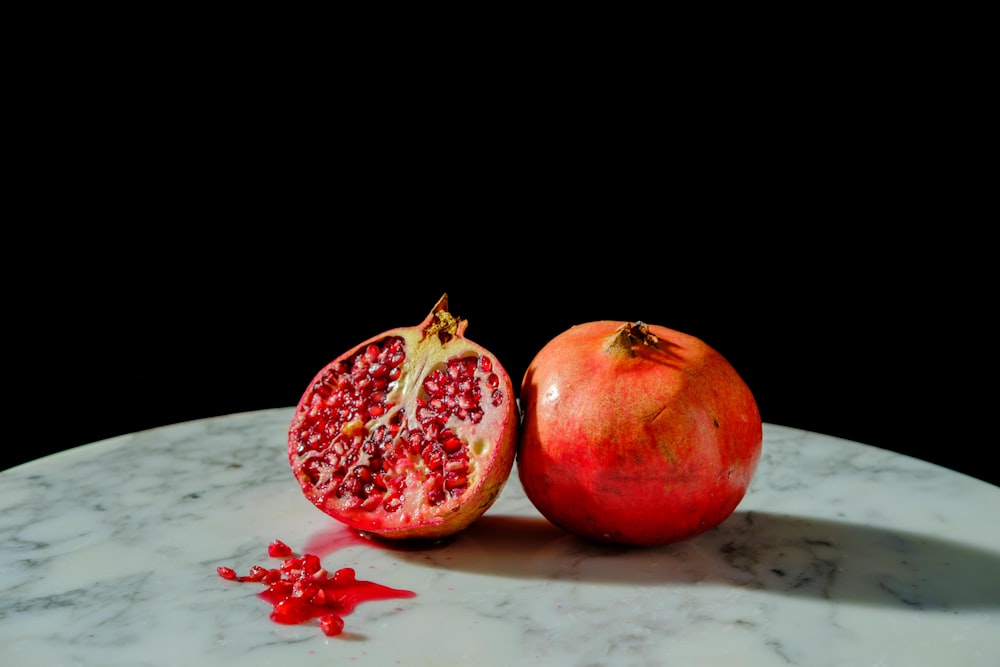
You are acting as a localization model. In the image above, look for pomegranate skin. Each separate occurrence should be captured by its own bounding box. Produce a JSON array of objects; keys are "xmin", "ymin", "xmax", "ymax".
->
[{"xmin": 517, "ymin": 320, "xmax": 762, "ymax": 547}]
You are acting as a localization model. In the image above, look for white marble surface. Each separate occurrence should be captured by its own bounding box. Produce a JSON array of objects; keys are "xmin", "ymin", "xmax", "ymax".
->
[{"xmin": 1, "ymin": 408, "xmax": 998, "ymax": 666}]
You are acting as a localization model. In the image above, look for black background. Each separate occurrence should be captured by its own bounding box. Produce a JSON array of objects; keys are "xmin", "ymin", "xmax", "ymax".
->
[
  {"xmin": 7, "ymin": 58, "xmax": 994, "ymax": 489},
  {"xmin": 9, "ymin": 219, "xmax": 996, "ymax": 489}
]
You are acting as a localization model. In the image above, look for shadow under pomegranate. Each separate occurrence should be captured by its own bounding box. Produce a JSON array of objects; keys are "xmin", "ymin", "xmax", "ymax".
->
[{"xmin": 387, "ymin": 511, "xmax": 1000, "ymax": 611}]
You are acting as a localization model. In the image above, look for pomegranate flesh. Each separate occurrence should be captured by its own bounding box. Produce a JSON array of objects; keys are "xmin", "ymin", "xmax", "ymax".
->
[
  {"xmin": 288, "ymin": 294, "xmax": 519, "ymax": 540},
  {"xmin": 517, "ymin": 320, "xmax": 762, "ymax": 547}
]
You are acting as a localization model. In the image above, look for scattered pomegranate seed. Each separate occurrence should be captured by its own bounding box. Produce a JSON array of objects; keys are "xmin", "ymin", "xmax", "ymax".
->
[
  {"xmin": 216, "ymin": 540, "xmax": 415, "ymax": 637},
  {"xmin": 268, "ymin": 539, "xmax": 293, "ymax": 558},
  {"xmin": 319, "ymin": 614, "xmax": 346, "ymax": 636},
  {"xmin": 271, "ymin": 597, "xmax": 313, "ymax": 625},
  {"xmin": 331, "ymin": 567, "xmax": 355, "ymax": 585}
]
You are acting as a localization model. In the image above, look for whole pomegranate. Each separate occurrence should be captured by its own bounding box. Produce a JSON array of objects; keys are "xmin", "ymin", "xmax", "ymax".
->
[
  {"xmin": 288, "ymin": 295, "xmax": 519, "ymax": 541},
  {"xmin": 517, "ymin": 320, "xmax": 762, "ymax": 547}
]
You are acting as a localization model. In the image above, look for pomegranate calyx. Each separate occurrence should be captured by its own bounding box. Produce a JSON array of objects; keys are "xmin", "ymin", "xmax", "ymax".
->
[
  {"xmin": 604, "ymin": 321, "xmax": 661, "ymax": 357},
  {"xmin": 423, "ymin": 293, "xmax": 469, "ymax": 344}
]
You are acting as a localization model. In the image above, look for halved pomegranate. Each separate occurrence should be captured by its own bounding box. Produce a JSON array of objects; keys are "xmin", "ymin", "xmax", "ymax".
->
[{"xmin": 288, "ymin": 295, "xmax": 519, "ymax": 540}]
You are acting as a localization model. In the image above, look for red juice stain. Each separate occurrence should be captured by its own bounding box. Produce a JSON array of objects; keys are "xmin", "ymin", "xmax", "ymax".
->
[
  {"xmin": 304, "ymin": 523, "xmax": 453, "ymax": 557},
  {"xmin": 216, "ymin": 538, "xmax": 416, "ymax": 637},
  {"xmin": 303, "ymin": 523, "xmax": 381, "ymax": 557}
]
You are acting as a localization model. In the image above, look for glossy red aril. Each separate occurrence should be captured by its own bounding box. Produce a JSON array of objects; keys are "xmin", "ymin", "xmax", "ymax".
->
[
  {"xmin": 288, "ymin": 294, "xmax": 519, "ymax": 540},
  {"xmin": 518, "ymin": 320, "xmax": 763, "ymax": 546},
  {"xmin": 268, "ymin": 539, "xmax": 293, "ymax": 558},
  {"xmin": 319, "ymin": 614, "xmax": 345, "ymax": 637}
]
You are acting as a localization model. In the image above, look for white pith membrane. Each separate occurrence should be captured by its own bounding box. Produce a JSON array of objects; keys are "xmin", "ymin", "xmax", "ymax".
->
[{"xmin": 290, "ymin": 325, "xmax": 513, "ymax": 535}]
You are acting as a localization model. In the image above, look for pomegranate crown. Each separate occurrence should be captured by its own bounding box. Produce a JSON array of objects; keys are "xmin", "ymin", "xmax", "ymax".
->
[
  {"xmin": 605, "ymin": 321, "xmax": 660, "ymax": 356},
  {"xmin": 423, "ymin": 293, "xmax": 469, "ymax": 343}
]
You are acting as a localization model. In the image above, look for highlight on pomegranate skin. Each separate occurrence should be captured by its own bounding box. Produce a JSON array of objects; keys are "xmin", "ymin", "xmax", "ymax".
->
[
  {"xmin": 288, "ymin": 295, "xmax": 519, "ymax": 541},
  {"xmin": 216, "ymin": 540, "xmax": 415, "ymax": 637}
]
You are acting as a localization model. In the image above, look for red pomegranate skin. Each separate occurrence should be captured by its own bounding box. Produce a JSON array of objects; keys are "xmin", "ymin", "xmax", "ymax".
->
[{"xmin": 517, "ymin": 321, "xmax": 762, "ymax": 547}]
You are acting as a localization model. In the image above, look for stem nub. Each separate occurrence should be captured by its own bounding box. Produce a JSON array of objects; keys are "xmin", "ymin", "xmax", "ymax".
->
[
  {"xmin": 424, "ymin": 293, "xmax": 468, "ymax": 343},
  {"xmin": 604, "ymin": 321, "xmax": 660, "ymax": 357}
]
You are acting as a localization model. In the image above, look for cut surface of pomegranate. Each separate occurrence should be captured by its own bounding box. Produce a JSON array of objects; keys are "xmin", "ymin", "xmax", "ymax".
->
[{"xmin": 288, "ymin": 294, "xmax": 519, "ymax": 540}]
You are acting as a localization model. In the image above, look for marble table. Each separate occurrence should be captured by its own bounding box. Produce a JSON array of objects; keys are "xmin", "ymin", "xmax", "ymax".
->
[{"xmin": 2, "ymin": 408, "xmax": 998, "ymax": 666}]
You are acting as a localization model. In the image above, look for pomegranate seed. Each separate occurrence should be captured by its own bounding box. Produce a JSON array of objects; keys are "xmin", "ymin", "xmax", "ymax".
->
[
  {"xmin": 268, "ymin": 539, "xmax": 293, "ymax": 558},
  {"xmin": 271, "ymin": 597, "xmax": 313, "ymax": 625},
  {"xmin": 340, "ymin": 476, "xmax": 361, "ymax": 496},
  {"xmin": 302, "ymin": 553, "xmax": 321, "ymax": 574},
  {"xmin": 332, "ymin": 567, "xmax": 356, "ymax": 585},
  {"xmin": 479, "ymin": 356, "xmax": 492, "ymax": 372},
  {"xmin": 383, "ymin": 496, "xmax": 401, "ymax": 512},
  {"xmin": 217, "ymin": 566, "xmax": 237, "ymax": 580},
  {"xmin": 268, "ymin": 580, "xmax": 293, "ymax": 597},
  {"xmin": 424, "ymin": 447, "xmax": 444, "ymax": 471},
  {"xmin": 319, "ymin": 614, "xmax": 345, "ymax": 636},
  {"xmin": 387, "ymin": 339, "xmax": 405, "ymax": 364},
  {"xmin": 445, "ymin": 473, "xmax": 468, "ymax": 489},
  {"xmin": 293, "ymin": 579, "xmax": 320, "ymax": 599}
]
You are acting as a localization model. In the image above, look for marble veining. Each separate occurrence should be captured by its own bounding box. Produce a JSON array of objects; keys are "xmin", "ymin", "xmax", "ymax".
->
[{"xmin": 1, "ymin": 408, "xmax": 998, "ymax": 666}]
